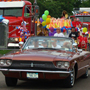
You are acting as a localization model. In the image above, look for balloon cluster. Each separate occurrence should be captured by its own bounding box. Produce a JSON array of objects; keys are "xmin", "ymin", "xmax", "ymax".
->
[
  {"xmin": 39, "ymin": 10, "xmax": 51, "ymax": 28},
  {"xmin": 16, "ymin": 25, "xmax": 30, "ymax": 41}
]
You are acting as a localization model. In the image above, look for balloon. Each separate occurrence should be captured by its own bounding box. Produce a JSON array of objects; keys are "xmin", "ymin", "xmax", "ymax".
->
[
  {"xmin": 42, "ymin": 14, "xmax": 47, "ymax": 21},
  {"xmin": 43, "ymin": 25, "xmax": 46, "ymax": 28},
  {"xmin": 46, "ymin": 18, "xmax": 50, "ymax": 25},
  {"xmin": 47, "ymin": 15, "xmax": 51, "ymax": 18},
  {"xmin": 83, "ymin": 27, "xmax": 87, "ymax": 33},
  {"xmin": 54, "ymin": 28, "xmax": 56, "ymax": 31},
  {"xmin": 50, "ymin": 27, "xmax": 54, "ymax": 32},
  {"xmin": 42, "ymin": 21, "xmax": 46, "ymax": 26},
  {"xmin": 44, "ymin": 10, "xmax": 49, "ymax": 16},
  {"xmin": 40, "ymin": 18, "xmax": 43, "ymax": 23},
  {"xmin": 63, "ymin": 29, "xmax": 66, "ymax": 33}
]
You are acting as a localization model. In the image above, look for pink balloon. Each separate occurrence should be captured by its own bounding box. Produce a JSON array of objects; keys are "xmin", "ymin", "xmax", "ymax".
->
[{"xmin": 50, "ymin": 27, "xmax": 54, "ymax": 32}]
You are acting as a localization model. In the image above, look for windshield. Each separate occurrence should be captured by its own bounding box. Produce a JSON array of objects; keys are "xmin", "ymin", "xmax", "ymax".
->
[
  {"xmin": 0, "ymin": 8, "xmax": 22, "ymax": 16},
  {"xmin": 76, "ymin": 16, "xmax": 90, "ymax": 22},
  {"xmin": 23, "ymin": 37, "xmax": 73, "ymax": 52}
]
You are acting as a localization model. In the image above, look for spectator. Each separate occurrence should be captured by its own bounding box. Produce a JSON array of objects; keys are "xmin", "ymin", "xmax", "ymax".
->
[
  {"xmin": 54, "ymin": 28, "xmax": 65, "ymax": 37},
  {"xmin": 87, "ymin": 29, "xmax": 90, "ymax": 51},
  {"xmin": 85, "ymin": 32, "xmax": 89, "ymax": 51},
  {"xmin": 72, "ymin": 18, "xmax": 78, "ymax": 27},
  {"xmin": 77, "ymin": 31, "xmax": 82, "ymax": 49},
  {"xmin": 81, "ymin": 32, "xmax": 88, "ymax": 50},
  {"xmin": 19, "ymin": 41, "xmax": 24, "ymax": 49},
  {"xmin": 69, "ymin": 27, "xmax": 78, "ymax": 40},
  {"xmin": 77, "ymin": 18, "xmax": 82, "ymax": 28}
]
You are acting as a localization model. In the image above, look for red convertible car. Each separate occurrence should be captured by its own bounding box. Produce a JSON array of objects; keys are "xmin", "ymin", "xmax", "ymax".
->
[{"xmin": 0, "ymin": 37, "xmax": 90, "ymax": 88}]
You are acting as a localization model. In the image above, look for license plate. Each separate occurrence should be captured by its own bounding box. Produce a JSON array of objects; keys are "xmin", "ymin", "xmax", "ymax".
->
[{"xmin": 27, "ymin": 73, "xmax": 38, "ymax": 78}]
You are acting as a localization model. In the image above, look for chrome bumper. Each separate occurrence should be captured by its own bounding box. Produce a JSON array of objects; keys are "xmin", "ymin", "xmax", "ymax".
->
[{"xmin": 0, "ymin": 68, "xmax": 71, "ymax": 74}]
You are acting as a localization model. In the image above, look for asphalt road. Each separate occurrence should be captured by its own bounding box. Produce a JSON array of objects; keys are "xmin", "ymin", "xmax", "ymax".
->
[{"xmin": 0, "ymin": 71, "xmax": 90, "ymax": 90}]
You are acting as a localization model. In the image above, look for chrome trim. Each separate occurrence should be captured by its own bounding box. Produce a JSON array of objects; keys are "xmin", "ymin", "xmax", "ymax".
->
[
  {"xmin": 0, "ymin": 68, "xmax": 71, "ymax": 74},
  {"xmin": 78, "ymin": 65, "xmax": 89, "ymax": 71}
]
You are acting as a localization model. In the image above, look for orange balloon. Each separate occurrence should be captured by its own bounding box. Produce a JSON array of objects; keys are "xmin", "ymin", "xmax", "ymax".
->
[{"xmin": 47, "ymin": 15, "xmax": 51, "ymax": 18}]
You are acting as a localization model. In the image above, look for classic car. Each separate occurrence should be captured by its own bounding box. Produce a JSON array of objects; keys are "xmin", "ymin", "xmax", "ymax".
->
[{"xmin": 0, "ymin": 36, "xmax": 90, "ymax": 88}]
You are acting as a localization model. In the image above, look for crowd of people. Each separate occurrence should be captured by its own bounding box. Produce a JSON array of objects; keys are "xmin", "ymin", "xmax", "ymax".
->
[{"xmin": 19, "ymin": 16, "xmax": 90, "ymax": 51}]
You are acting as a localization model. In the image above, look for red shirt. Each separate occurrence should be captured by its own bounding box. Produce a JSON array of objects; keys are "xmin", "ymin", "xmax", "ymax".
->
[
  {"xmin": 72, "ymin": 21, "xmax": 78, "ymax": 27},
  {"xmin": 81, "ymin": 37, "xmax": 88, "ymax": 49},
  {"xmin": 78, "ymin": 36, "xmax": 82, "ymax": 48}
]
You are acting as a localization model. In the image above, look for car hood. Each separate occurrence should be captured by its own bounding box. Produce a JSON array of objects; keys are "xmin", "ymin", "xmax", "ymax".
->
[{"xmin": 0, "ymin": 50, "xmax": 74, "ymax": 61}]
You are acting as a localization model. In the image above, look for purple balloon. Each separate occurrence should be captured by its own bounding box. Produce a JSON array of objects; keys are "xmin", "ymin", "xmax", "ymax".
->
[
  {"xmin": 50, "ymin": 27, "xmax": 54, "ymax": 32},
  {"xmin": 40, "ymin": 18, "xmax": 43, "ymax": 23}
]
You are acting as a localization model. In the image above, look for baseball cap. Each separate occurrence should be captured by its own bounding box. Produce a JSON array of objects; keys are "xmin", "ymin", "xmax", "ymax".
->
[{"xmin": 85, "ymin": 32, "xmax": 88, "ymax": 35}]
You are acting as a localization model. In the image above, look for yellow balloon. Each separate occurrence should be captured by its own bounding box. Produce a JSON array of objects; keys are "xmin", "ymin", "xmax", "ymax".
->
[
  {"xmin": 42, "ymin": 21, "xmax": 46, "ymax": 26},
  {"xmin": 46, "ymin": 18, "xmax": 50, "ymax": 25},
  {"xmin": 83, "ymin": 27, "xmax": 87, "ymax": 33}
]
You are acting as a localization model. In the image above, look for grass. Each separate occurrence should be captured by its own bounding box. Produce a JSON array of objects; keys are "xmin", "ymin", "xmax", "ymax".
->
[{"xmin": 0, "ymin": 50, "xmax": 11, "ymax": 55}]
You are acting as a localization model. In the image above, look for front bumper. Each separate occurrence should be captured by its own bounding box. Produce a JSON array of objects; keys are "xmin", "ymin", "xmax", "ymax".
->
[
  {"xmin": 0, "ymin": 68, "xmax": 72, "ymax": 79},
  {"xmin": 8, "ymin": 43, "xmax": 19, "ymax": 47},
  {"xmin": 0, "ymin": 68, "xmax": 71, "ymax": 74}
]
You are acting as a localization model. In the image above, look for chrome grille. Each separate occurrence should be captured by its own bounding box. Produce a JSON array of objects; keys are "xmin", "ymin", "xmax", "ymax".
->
[{"xmin": 0, "ymin": 23, "xmax": 8, "ymax": 48}]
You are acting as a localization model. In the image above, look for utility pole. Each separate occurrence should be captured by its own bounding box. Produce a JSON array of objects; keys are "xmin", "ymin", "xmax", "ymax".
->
[{"xmin": 33, "ymin": 0, "xmax": 38, "ymax": 36}]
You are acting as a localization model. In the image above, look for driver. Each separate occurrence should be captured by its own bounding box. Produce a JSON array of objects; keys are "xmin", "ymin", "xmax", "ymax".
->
[{"xmin": 63, "ymin": 41, "xmax": 72, "ymax": 51}]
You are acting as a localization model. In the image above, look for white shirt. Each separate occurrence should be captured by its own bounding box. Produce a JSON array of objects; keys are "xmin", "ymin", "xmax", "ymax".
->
[
  {"xmin": 54, "ymin": 33, "xmax": 65, "ymax": 37},
  {"xmin": 52, "ymin": 45, "xmax": 61, "ymax": 48}
]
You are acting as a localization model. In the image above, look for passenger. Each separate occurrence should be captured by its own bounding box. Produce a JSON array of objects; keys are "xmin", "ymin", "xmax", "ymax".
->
[
  {"xmin": 63, "ymin": 41, "xmax": 72, "ymax": 51},
  {"xmin": 52, "ymin": 39, "xmax": 61, "ymax": 48},
  {"xmin": 54, "ymin": 28, "xmax": 65, "ymax": 37}
]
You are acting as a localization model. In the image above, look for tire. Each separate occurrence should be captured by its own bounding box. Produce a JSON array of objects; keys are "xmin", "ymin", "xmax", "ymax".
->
[
  {"xmin": 5, "ymin": 77, "xmax": 18, "ymax": 87},
  {"xmin": 64, "ymin": 68, "xmax": 75, "ymax": 88},
  {"xmin": 82, "ymin": 68, "xmax": 88, "ymax": 78}
]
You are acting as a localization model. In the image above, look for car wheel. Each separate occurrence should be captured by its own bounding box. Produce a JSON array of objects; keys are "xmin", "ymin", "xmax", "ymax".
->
[
  {"xmin": 82, "ymin": 68, "xmax": 88, "ymax": 78},
  {"xmin": 64, "ymin": 68, "xmax": 75, "ymax": 88},
  {"xmin": 5, "ymin": 77, "xmax": 18, "ymax": 87}
]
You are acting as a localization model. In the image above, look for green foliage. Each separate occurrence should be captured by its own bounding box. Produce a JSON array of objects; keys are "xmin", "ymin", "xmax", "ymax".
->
[
  {"xmin": 29, "ymin": 0, "xmax": 90, "ymax": 18},
  {"xmin": 0, "ymin": 50, "xmax": 11, "ymax": 55}
]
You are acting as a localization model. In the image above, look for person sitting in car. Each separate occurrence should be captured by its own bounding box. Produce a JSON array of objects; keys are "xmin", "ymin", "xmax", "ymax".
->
[{"xmin": 52, "ymin": 39, "xmax": 61, "ymax": 48}]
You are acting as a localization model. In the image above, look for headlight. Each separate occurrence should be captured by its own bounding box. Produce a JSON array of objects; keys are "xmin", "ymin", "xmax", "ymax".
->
[
  {"xmin": 0, "ymin": 60, "xmax": 5, "ymax": 65},
  {"xmin": 56, "ymin": 61, "xmax": 69, "ymax": 69},
  {"xmin": 6, "ymin": 60, "xmax": 12, "ymax": 66},
  {"xmin": 0, "ymin": 60, "xmax": 12, "ymax": 66},
  {"xmin": 14, "ymin": 38, "xmax": 19, "ymax": 42}
]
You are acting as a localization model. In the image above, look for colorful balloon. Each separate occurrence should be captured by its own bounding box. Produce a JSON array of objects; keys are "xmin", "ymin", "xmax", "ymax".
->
[
  {"xmin": 82, "ymin": 27, "xmax": 87, "ymax": 33},
  {"xmin": 44, "ymin": 10, "xmax": 49, "ymax": 16},
  {"xmin": 42, "ymin": 14, "xmax": 47, "ymax": 21},
  {"xmin": 42, "ymin": 21, "xmax": 46, "ymax": 26},
  {"xmin": 47, "ymin": 15, "xmax": 51, "ymax": 18},
  {"xmin": 40, "ymin": 18, "xmax": 43, "ymax": 23},
  {"xmin": 49, "ymin": 27, "xmax": 54, "ymax": 32},
  {"xmin": 46, "ymin": 18, "xmax": 50, "ymax": 25}
]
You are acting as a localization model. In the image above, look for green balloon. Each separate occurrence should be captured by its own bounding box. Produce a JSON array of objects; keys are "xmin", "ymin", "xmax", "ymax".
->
[
  {"xmin": 42, "ymin": 14, "xmax": 47, "ymax": 21},
  {"xmin": 44, "ymin": 10, "xmax": 49, "ymax": 16}
]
